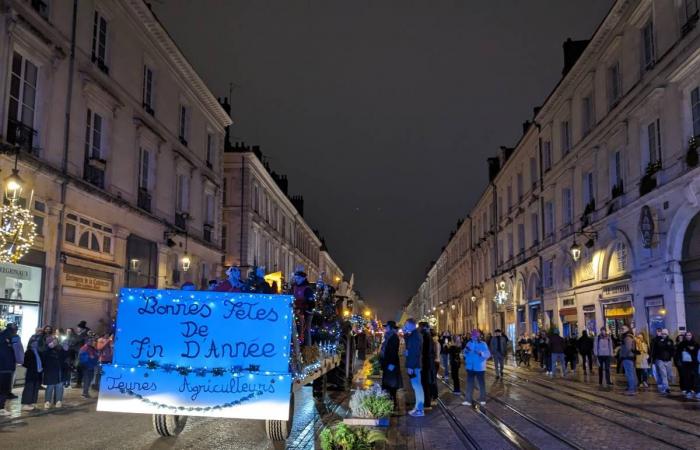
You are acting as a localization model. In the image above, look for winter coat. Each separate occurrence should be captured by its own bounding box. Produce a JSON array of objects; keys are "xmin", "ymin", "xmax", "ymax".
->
[
  {"xmin": 79, "ymin": 344, "xmax": 100, "ymax": 370},
  {"xmin": 676, "ymin": 340, "xmax": 699, "ymax": 365},
  {"xmin": 448, "ymin": 344, "xmax": 461, "ymax": 368},
  {"xmin": 0, "ymin": 329, "xmax": 21, "ymax": 372},
  {"xmin": 548, "ymin": 334, "xmax": 566, "ymax": 353},
  {"xmin": 463, "ymin": 339, "xmax": 491, "ymax": 372},
  {"xmin": 489, "ymin": 335, "xmax": 509, "ymax": 356},
  {"xmin": 564, "ymin": 339, "xmax": 578, "ymax": 360},
  {"xmin": 619, "ymin": 332, "xmax": 637, "ymax": 360},
  {"xmin": 96, "ymin": 337, "xmax": 113, "ymax": 363},
  {"xmin": 439, "ymin": 336, "xmax": 451, "ymax": 355},
  {"xmin": 635, "ymin": 340, "xmax": 650, "ymax": 369},
  {"xmin": 650, "ymin": 336, "xmax": 674, "ymax": 362},
  {"xmin": 404, "ymin": 330, "xmax": 423, "ymax": 370},
  {"xmin": 577, "ymin": 334, "xmax": 594, "ymax": 354},
  {"xmin": 42, "ymin": 347, "xmax": 68, "ymax": 385},
  {"xmin": 380, "ymin": 332, "xmax": 402, "ymax": 389},
  {"xmin": 22, "ymin": 348, "xmax": 43, "ymax": 382},
  {"xmin": 594, "ymin": 335, "xmax": 614, "ymax": 357}
]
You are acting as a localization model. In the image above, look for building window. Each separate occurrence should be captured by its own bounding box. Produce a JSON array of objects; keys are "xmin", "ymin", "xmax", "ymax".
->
[
  {"xmin": 33, "ymin": 200, "xmax": 46, "ymax": 237},
  {"xmin": 610, "ymin": 150, "xmax": 623, "ymax": 196},
  {"xmin": 252, "ymin": 184, "xmax": 259, "ymax": 211},
  {"xmin": 562, "ymin": 188, "xmax": 573, "ymax": 225},
  {"xmin": 529, "ymin": 157, "xmax": 537, "ymax": 188},
  {"xmin": 31, "ymin": 0, "xmax": 50, "ymax": 19},
  {"xmin": 63, "ymin": 212, "xmax": 114, "ymax": 255},
  {"xmin": 507, "ymin": 233, "xmax": 514, "ymax": 259},
  {"xmin": 647, "ymin": 119, "xmax": 662, "ymax": 165},
  {"xmin": 205, "ymin": 193, "xmax": 214, "ymax": 225},
  {"xmin": 222, "ymin": 177, "xmax": 227, "ymax": 205},
  {"xmin": 583, "ymin": 172, "xmax": 595, "ymax": 208},
  {"xmin": 543, "ymin": 141, "xmax": 552, "ymax": 171},
  {"xmin": 517, "ymin": 172, "xmax": 523, "ymax": 202},
  {"xmin": 560, "ymin": 121, "xmax": 571, "ymax": 155},
  {"xmin": 581, "ymin": 96, "xmax": 593, "ymax": 136},
  {"xmin": 683, "ymin": 0, "xmax": 699, "ymax": 34},
  {"xmin": 544, "ymin": 201, "xmax": 555, "ymax": 237},
  {"xmin": 221, "ymin": 224, "xmax": 227, "ymax": 250},
  {"xmin": 507, "ymin": 185, "xmax": 513, "ymax": 211},
  {"xmin": 178, "ymin": 104, "xmax": 189, "ymax": 145},
  {"xmin": 563, "ymin": 265, "xmax": 573, "ymax": 288},
  {"xmin": 206, "ymin": 133, "xmax": 214, "ymax": 168},
  {"xmin": 544, "ymin": 259, "xmax": 554, "ymax": 288},
  {"xmin": 139, "ymin": 148, "xmax": 150, "ymax": 190},
  {"xmin": 176, "ymin": 173, "xmax": 189, "ymax": 213},
  {"xmin": 142, "ymin": 65, "xmax": 154, "ymax": 114},
  {"xmin": 8, "ymin": 52, "xmax": 39, "ymax": 152},
  {"xmin": 84, "ymin": 109, "xmax": 103, "ymax": 160},
  {"xmin": 608, "ymin": 61, "xmax": 622, "ymax": 107},
  {"xmin": 531, "ymin": 213, "xmax": 539, "ymax": 246},
  {"xmin": 642, "ymin": 20, "xmax": 655, "ymax": 70},
  {"xmin": 498, "ymin": 240, "xmax": 504, "ymax": 265},
  {"xmin": 517, "ymin": 223, "xmax": 525, "ymax": 253},
  {"xmin": 692, "ymin": 87, "xmax": 700, "ymax": 138},
  {"xmin": 91, "ymin": 11, "xmax": 108, "ymax": 73}
]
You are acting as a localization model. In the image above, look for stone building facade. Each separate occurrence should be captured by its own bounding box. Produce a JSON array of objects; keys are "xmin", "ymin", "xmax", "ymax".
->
[
  {"xmin": 407, "ymin": 0, "xmax": 700, "ymax": 340},
  {"xmin": 0, "ymin": 0, "xmax": 230, "ymax": 343}
]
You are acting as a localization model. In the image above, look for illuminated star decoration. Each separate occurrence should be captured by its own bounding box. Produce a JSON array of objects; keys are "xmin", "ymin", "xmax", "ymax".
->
[{"xmin": 0, "ymin": 195, "xmax": 37, "ymax": 263}]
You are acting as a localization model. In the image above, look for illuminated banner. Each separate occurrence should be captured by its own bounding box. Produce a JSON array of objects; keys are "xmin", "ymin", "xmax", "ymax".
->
[{"xmin": 97, "ymin": 289, "xmax": 294, "ymax": 420}]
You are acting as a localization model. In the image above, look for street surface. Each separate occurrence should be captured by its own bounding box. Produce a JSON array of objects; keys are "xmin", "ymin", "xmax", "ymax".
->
[{"xmin": 2, "ymin": 361, "xmax": 700, "ymax": 449}]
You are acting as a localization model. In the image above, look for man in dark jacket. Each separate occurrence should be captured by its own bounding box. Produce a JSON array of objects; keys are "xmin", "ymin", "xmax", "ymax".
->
[
  {"xmin": 650, "ymin": 328, "xmax": 674, "ymax": 394},
  {"xmin": 403, "ymin": 319, "xmax": 424, "ymax": 417},
  {"xmin": 577, "ymin": 330, "xmax": 594, "ymax": 375},
  {"xmin": 548, "ymin": 329, "xmax": 567, "ymax": 377},
  {"xmin": 489, "ymin": 329, "xmax": 509, "ymax": 379},
  {"xmin": 418, "ymin": 322, "xmax": 436, "ymax": 409},
  {"xmin": 0, "ymin": 323, "xmax": 23, "ymax": 416},
  {"xmin": 619, "ymin": 325, "xmax": 637, "ymax": 395},
  {"xmin": 380, "ymin": 321, "xmax": 402, "ymax": 410}
]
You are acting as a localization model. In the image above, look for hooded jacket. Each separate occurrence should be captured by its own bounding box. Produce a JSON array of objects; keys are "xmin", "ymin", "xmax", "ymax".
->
[
  {"xmin": 404, "ymin": 330, "xmax": 423, "ymax": 370},
  {"xmin": 463, "ymin": 339, "xmax": 491, "ymax": 372}
]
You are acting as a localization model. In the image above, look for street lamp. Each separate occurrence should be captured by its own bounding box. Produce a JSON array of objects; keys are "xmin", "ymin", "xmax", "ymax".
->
[
  {"xmin": 570, "ymin": 231, "xmax": 597, "ymax": 261},
  {"xmin": 4, "ymin": 168, "xmax": 23, "ymax": 200},
  {"xmin": 181, "ymin": 252, "xmax": 191, "ymax": 272},
  {"xmin": 343, "ymin": 309, "xmax": 350, "ymax": 318},
  {"xmin": 570, "ymin": 239, "xmax": 582, "ymax": 262},
  {"xmin": 364, "ymin": 309, "xmax": 371, "ymax": 318}
]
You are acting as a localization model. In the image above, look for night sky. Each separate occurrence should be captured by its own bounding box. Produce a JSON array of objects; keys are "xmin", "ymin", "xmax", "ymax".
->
[{"xmin": 154, "ymin": 0, "xmax": 612, "ymax": 320}]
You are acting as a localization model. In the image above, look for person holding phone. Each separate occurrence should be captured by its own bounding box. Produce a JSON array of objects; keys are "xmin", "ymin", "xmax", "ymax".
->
[
  {"xmin": 403, "ymin": 319, "xmax": 424, "ymax": 417},
  {"xmin": 462, "ymin": 329, "xmax": 491, "ymax": 406}
]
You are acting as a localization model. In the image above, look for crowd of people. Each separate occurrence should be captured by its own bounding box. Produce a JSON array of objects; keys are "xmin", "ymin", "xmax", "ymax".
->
[
  {"xmin": 378, "ymin": 320, "xmax": 700, "ymax": 418},
  {"xmin": 0, "ymin": 320, "xmax": 114, "ymax": 416}
]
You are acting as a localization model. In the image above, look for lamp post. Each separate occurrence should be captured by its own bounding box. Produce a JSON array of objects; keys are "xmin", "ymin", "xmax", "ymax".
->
[{"xmin": 570, "ymin": 231, "xmax": 597, "ymax": 261}]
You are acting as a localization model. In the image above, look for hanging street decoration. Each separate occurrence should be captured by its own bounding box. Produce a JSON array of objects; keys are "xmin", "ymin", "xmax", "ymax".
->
[{"xmin": 0, "ymin": 192, "xmax": 36, "ymax": 263}]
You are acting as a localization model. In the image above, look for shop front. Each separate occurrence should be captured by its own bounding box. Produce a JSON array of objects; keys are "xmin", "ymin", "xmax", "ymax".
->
[
  {"xmin": 600, "ymin": 281, "xmax": 634, "ymax": 337},
  {"xmin": 558, "ymin": 295, "xmax": 577, "ymax": 337},
  {"xmin": 582, "ymin": 304, "xmax": 597, "ymax": 335},
  {"xmin": 529, "ymin": 300, "xmax": 542, "ymax": 334},
  {"xmin": 60, "ymin": 265, "xmax": 115, "ymax": 333},
  {"xmin": 645, "ymin": 296, "xmax": 666, "ymax": 333},
  {"xmin": 0, "ymin": 261, "xmax": 44, "ymax": 346}
]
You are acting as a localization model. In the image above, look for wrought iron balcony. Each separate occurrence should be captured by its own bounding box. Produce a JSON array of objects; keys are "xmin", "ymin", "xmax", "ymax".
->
[
  {"xmin": 203, "ymin": 223, "xmax": 213, "ymax": 242},
  {"xmin": 84, "ymin": 162, "xmax": 105, "ymax": 189},
  {"xmin": 137, "ymin": 187, "xmax": 151, "ymax": 212},
  {"xmin": 6, "ymin": 119, "xmax": 39, "ymax": 155},
  {"xmin": 175, "ymin": 212, "xmax": 188, "ymax": 230}
]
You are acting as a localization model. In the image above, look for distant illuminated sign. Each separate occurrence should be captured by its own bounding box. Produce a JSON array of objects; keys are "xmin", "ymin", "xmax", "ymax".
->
[{"xmin": 97, "ymin": 289, "xmax": 294, "ymax": 420}]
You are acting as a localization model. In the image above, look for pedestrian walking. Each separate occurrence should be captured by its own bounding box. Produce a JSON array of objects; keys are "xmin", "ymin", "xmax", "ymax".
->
[
  {"xmin": 74, "ymin": 321, "xmax": 90, "ymax": 388},
  {"xmin": 650, "ymin": 328, "xmax": 675, "ymax": 394},
  {"xmin": 430, "ymin": 329, "xmax": 439, "ymax": 401},
  {"xmin": 403, "ymin": 319, "xmax": 424, "ymax": 417},
  {"xmin": 531, "ymin": 333, "xmax": 540, "ymax": 363},
  {"xmin": 577, "ymin": 330, "xmax": 594, "ymax": 376},
  {"xmin": 538, "ymin": 331, "xmax": 551, "ymax": 373},
  {"xmin": 619, "ymin": 325, "xmax": 638, "ymax": 395},
  {"xmin": 635, "ymin": 333, "xmax": 650, "ymax": 388},
  {"xmin": 20, "ymin": 335, "xmax": 43, "ymax": 411},
  {"xmin": 462, "ymin": 329, "xmax": 491, "ymax": 406},
  {"xmin": 489, "ymin": 329, "xmax": 508, "ymax": 379},
  {"xmin": 449, "ymin": 336, "xmax": 462, "ymax": 394},
  {"xmin": 379, "ymin": 321, "xmax": 402, "ymax": 411},
  {"xmin": 564, "ymin": 336, "xmax": 578, "ymax": 372},
  {"xmin": 676, "ymin": 331, "xmax": 699, "ymax": 399},
  {"xmin": 42, "ymin": 335, "xmax": 69, "ymax": 408},
  {"xmin": 79, "ymin": 337, "xmax": 99, "ymax": 399},
  {"xmin": 439, "ymin": 332, "xmax": 451, "ymax": 380},
  {"xmin": 94, "ymin": 333, "xmax": 114, "ymax": 391},
  {"xmin": 548, "ymin": 329, "xmax": 566, "ymax": 377},
  {"xmin": 594, "ymin": 327, "xmax": 614, "ymax": 387},
  {"xmin": 418, "ymin": 322, "xmax": 436, "ymax": 410}
]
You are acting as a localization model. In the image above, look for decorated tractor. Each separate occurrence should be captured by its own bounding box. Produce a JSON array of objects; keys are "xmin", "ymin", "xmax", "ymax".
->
[{"xmin": 97, "ymin": 287, "xmax": 341, "ymax": 442}]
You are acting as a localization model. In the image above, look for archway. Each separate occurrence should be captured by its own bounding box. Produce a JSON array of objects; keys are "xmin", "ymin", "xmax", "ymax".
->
[
  {"xmin": 526, "ymin": 272, "xmax": 542, "ymax": 334},
  {"xmin": 682, "ymin": 213, "xmax": 700, "ymax": 332}
]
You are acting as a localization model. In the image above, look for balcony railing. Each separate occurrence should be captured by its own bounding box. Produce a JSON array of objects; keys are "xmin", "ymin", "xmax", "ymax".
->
[
  {"xmin": 6, "ymin": 119, "xmax": 39, "ymax": 155},
  {"xmin": 175, "ymin": 212, "xmax": 188, "ymax": 230},
  {"xmin": 91, "ymin": 55, "xmax": 109, "ymax": 75},
  {"xmin": 203, "ymin": 223, "xmax": 213, "ymax": 242},
  {"xmin": 137, "ymin": 187, "xmax": 151, "ymax": 212},
  {"xmin": 84, "ymin": 162, "xmax": 105, "ymax": 189},
  {"xmin": 31, "ymin": 0, "xmax": 49, "ymax": 19}
]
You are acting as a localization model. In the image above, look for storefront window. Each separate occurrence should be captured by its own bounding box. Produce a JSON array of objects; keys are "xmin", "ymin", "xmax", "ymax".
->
[
  {"xmin": 647, "ymin": 305, "xmax": 666, "ymax": 333},
  {"xmin": 0, "ymin": 263, "xmax": 43, "ymax": 346}
]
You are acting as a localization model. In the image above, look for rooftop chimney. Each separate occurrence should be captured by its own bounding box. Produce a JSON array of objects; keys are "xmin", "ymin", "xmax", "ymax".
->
[
  {"xmin": 290, "ymin": 195, "xmax": 304, "ymax": 217},
  {"xmin": 487, "ymin": 157, "xmax": 501, "ymax": 182},
  {"xmin": 562, "ymin": 38, "xmax": 590, "ymax": 76}
]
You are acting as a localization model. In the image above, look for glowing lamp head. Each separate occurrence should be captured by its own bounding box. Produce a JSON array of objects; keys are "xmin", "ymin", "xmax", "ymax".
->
[
  {"xmin": 471, "ymin": 295, "xmax": 477, "ymax": 302},
  {"xmin": 181, "ymin": 253, "xmax": 191, "ymax": 272},
  {"xmin": 364, "ymin": 310, "xmax": 370, "ymax": 317},
  {"xmin": 570, "ymin": 241, "xmax": 582, "ymax": 262},
  {"xmin": 342, "ymin": 309, "xmax": 350, "ymax": 317},
  {"xmin": 451, "ymin": 304, "xmax": 456, "ymax": 310},
  {"xmin": 4, "ymin": 169, "xmax": 23, "ymax": 198}
]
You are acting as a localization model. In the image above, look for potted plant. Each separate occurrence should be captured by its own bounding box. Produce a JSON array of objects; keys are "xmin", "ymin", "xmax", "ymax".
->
[
  {"xmin": 344, "ymin": 385, "xmax": 394, "ymax": 426},
  {"xmin": 320, "ymin": 423, "xmax": 387, "ymax": 450},
  {"xmin": 639, "ymin": 161, "xmax": 661, "ymax": 196}
]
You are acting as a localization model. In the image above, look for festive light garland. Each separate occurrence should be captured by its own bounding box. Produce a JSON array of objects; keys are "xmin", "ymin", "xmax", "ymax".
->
[
  {"xmin": 118, "ymin": 386, "xmax": 263, "ymax": 412},
  {"xmin": 0, "ymin": 198, "xmax": 36, "ymax": 263}
]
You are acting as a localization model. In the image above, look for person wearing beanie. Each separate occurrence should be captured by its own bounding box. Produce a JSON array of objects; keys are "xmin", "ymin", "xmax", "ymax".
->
[{"xmin": 462, "ymin": 329, "xmax": 491, "ymax": 406}]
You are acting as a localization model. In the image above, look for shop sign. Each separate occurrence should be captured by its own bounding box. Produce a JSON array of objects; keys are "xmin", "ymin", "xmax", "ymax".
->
[
  {"xmin": 63, "ymin": 273, "xmax": 113, "ymax": 293},
  {"xmin": 602, "ymin": 282, "xmax": 630, "ymax": 299},
  {"xmin": 640, "ymin": 205, "xmax": 654, "ymax": 248},
  {"xmin": 0, "ymin": 263, "xmax": 32, "ymax": 280},
  {"xmin": 562, "ymin": 298, "xmax": 575, "ymax": 307}
]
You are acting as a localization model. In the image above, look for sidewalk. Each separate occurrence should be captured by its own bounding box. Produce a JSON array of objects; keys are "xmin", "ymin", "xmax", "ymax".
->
[{"xmin": 0, "ymin": 385, "xmax": 97, "ymax": 425}]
